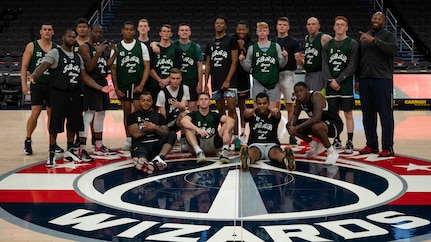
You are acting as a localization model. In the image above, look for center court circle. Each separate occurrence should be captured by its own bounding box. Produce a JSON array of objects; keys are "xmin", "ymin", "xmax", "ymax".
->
[{"xmin": 74, "ymin": 157, "xmax": 406, "ymax": 221}]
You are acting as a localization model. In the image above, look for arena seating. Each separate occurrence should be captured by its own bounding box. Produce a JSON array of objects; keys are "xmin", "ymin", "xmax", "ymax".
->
[
  {"xmin": 388, "ymin": 0, "xmax": 431, "ymax": 55},
  {"xmin": 0, "ymin": 0, "xmax": 429, "ymax": 108}
]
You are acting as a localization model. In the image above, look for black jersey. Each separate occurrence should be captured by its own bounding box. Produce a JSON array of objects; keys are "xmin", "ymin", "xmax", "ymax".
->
[
  {"xmin": 127, "ymin": 110, "xmax": 167, "ymax": 145},
  {"xmin": 300, "ymin": 91, "xmax": 343, "ymax": 124},
  {"xmin": 246, "ymin": 109, "xmax": 281, "ymax": 145},
  {"xmin": 48, "ymin": 47, "xmax": 82, "ymax": 91},
  {"xmin": 205, "ymin": 34, "xmax": 239, "ymax": 91}
]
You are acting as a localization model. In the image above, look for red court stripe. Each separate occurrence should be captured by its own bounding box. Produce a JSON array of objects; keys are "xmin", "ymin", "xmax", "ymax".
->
[
  {"xmin": 389, "ymin": 192, "xmax": 431, "ymax": 205},
  {"xmin": 0, "ymin": 190, "xmax": 92, "ymax": 203}
]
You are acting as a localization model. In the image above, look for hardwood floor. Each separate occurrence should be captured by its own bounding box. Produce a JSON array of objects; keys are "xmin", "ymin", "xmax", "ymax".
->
[{"xmin": 1, "ymin": 109, "xmax": 430, "ymax": 241}]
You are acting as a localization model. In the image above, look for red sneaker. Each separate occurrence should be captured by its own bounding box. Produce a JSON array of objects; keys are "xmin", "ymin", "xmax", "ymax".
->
[
  {"xmin": 379, "ymin": 149, "xmax": 394, "ymax": 157},
  {"xmin": 359, "ymin": 146, "xmax": 379, "ymax": 154}
]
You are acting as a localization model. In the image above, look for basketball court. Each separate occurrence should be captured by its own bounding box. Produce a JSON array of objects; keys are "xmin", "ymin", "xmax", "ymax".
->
[{"xmin": 0, "ymin": 109, "xmax": 431, "ymax": 241}]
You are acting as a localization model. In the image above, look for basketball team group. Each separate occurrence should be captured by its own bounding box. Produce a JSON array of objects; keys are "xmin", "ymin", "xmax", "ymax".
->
[{"xmin": 21, "ymin": 11, "xmax": 397, "ymax": 173}]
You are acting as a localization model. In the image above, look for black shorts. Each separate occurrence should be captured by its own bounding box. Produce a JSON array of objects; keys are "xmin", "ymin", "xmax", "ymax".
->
[
  {"xmin": 118, "ymin": 82, "xmax": 142, "ymax": 101},
  {"xmin": 296, "ymin": 118, "xmax": 343, "ymax": 138},
  {"xmin": 186, "ymin": 84, "xmax": 198, "ymax": 102},
  {"xmin": 30, "ymin": 82, "xmax": 50, "ymax": 106},
  {"xmin": 49, "ymin": 88, "xmax": 83, "ymax": 134},
  {"xmin": 131, "ymin": 131, "xmax": 177, "ymax": 159},
  {"xmin": 83, "ymin": 79, "xmax": 110, "ymax": 111},
  {"xmin": 327, "ymin": 96, "xmax": 355, "ymax": 112},
  {"xmin": 168, "ymin": 122, "xmax": 181, "ymax": 132}
]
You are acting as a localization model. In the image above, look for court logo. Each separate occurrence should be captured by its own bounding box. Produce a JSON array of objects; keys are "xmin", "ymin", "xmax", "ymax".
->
[{"xmin": 1, "ymin": 147, "xmax": 431, "ymax": 241}]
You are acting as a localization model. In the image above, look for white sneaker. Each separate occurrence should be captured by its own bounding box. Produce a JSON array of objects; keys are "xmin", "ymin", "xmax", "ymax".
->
[
  {"xmin": 94, "ymin": 145, "xmax": 117, "ymax": 155},
  {"xmin": 239, "ymin": 133, "xmax": 247, "ymax": 145},
  {"xmin": 219, "ymin": 149, "xmax": 229, "ymax": 163},
  {"xmin": 46, "ymin": 151, "xmax": 56, "ymax": 167},
  {"xmin": 152, "ymin": 155, "xmax": 167, "ymax": 170},
  {"xmin": 122, "ymin": 141, "xmax": 131, "ymax": 151},
  {"xmin": 325, "ymin": 146, "xmax": 339, "ymax": 165},
  {"xmin": 196, "ymin": 151, "xmax": 206, "ymax": 164},
  {"xmin": 64, "ymin": 148, "xmax": 82, "ymax": 162},
  {"xmin": 305, "ymin": 140, "xmax": 325, "ymax": 158}
]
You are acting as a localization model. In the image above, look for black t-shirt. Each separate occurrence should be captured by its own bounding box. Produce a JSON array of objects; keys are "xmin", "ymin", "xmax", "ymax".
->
[
  {"xmin": 246, "ymin": 109, "xmax": 281, "ymax": 145},
  {"xmin": 127, "ymin": 109, "xmax": 167, "ymax": 145}
]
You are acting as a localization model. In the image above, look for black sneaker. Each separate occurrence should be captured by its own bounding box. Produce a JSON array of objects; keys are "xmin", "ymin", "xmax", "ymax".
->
[
  {"xmin": 79, "ymin": 150, "xmax": 94, "ymax": 162},
  {"xmin": 64, "ymin": 148, "xmax": 82, "ymax": 162},
  {"xmin": 239, "ymin": 145, "xmax": 249, "ymax": 171},
  {"xmin": 46, "ymin": 151, "xmax": 56, "ymax": 167},
  {"xmin": 284, "ymin": 146, "xmax": 296, "ymax": 171},
  {"xmin": 344, "ymin": 140, "xmax": 354, "ymax": 154},
  {"xmin": 24, "ymin": 139, "xmax": 33, "ymax": 155},
  {"xmin": 289, "ymin": 135, "xmax": 297, "ymax": 146},
  {"xmin": 332, "ymin": 139, "xmax": 343, "ymax": 151},
  {"xmin": 71, "ymin": 140, "xmax": 80, "ymax": 150},
  {"xmin": 54, "ymin": 144, "xmax": 64, "ymax": 153}
]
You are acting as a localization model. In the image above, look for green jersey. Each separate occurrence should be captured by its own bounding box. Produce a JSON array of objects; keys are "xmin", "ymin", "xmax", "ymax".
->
[
  {"xmin": 116, "ymin": 41, "xmax": 144, "ymax": 87},
  {"xmin": 326, "ymin": 37, "xmax": 354, "ymax": 96},
  {"xmin": 304, "ymin": 32, "xmax": 323, "ymax": 73},
  {"xmin": 30, "ymin": 40, "xmax": 57, "ymax": 83},
  {"xmin": 251, "ymin": 42, "xmax": 279, "ymax": 89}
]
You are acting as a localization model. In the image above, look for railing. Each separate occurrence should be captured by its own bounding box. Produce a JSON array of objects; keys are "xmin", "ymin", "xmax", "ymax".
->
[
  {"xmin": 385, "ymin": 8, "xmax": 397, "ymax": 37},
  {"xmin": 400, "ymin": 28, "xmax": 415, "ymax": 63},
  {"xmin": 372, "ymin": 0, "xmax": 384, "ymax": 11},
  {"xmin": 89, "ymin": 0, "xmax": 115, "ymax": 25}
]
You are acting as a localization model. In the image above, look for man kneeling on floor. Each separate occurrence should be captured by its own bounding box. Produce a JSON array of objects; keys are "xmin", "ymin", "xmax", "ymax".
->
[
  {"xmin": 127, "ymin": 92, "xmax": 176, "ymax": 174},
  {"xmin": 181, "ymin": 92, "xmax": 235, "ymax": 164},
  {"xmin": 240, "ymin": 92, "xmax": 295, "ymax": 171},
  {"xmin": 287, "ymin": 82, "xmax": 343, "ymax": 165}
]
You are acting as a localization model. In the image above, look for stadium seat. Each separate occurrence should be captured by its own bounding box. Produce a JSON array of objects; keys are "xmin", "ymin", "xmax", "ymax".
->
[{"xmin": 0, "ymin": 70, "xmax": 22, "ymax": 108}]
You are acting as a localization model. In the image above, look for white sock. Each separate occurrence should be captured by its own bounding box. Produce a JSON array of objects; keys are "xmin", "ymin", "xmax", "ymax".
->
[
  {"xmin": 193, "ymin": 145, "xmax": 202, "ymax": 154},
  {"xmin": 222, "ymin": 145, "xmax": 229, "ymax": 150}
]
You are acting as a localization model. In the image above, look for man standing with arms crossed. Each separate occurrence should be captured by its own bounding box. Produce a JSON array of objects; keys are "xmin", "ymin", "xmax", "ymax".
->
[
  {"xmin": 78, "ymin": 23, "xmax": 118, "ymax": 159},
  {"xmin": 21, "ymin": 23, "xmax": 64, "ymax": 155},
  {"xmin": 272, "ymin": 17, "xmax": 303, "ymax": 145}
]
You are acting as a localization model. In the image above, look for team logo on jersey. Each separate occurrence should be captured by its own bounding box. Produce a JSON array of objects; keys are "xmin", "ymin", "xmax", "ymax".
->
[{"xmin": 1, "ymin": 146, "xmax": 431, "ymax": 241}]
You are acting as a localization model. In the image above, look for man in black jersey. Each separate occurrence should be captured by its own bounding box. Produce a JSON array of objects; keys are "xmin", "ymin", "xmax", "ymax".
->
[
  {"xmin": 287, "ymin": 82, "xmax": 343, "ymax": 165},
  {"xmin": 78, "ymin": 24, "xmax": 118, "ymax": 159},
  {"xmin": 240, "ymin": 92, "xmax": 295, "ymax": 171},
  {"xmin": 127, "ymin": 92, "xmax": 176, "ymax": 174},
  {"xmin": 28, "ymin": 29, "xmax": 111, "ymax": 167},
  {"xmin": 204, "ymin": 16, "xmax": 240, "ymax": 144}
]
